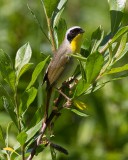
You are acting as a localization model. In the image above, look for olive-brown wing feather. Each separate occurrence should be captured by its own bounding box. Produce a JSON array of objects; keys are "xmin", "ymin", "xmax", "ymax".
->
[{"xmin": 47, "ymin": 53, "xmax": 69, "ymax": 86}]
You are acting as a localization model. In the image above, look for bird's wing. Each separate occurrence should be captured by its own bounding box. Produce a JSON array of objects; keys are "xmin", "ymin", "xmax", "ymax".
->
[{"xmin": 47, "ymin": 51, "xmax": 70, "ymax": 86}]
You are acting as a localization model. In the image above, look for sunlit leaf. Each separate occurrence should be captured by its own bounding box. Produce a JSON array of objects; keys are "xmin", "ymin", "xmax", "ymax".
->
[
  {"xmin": 108, "ymin": 0, "xmax": 126, "ymax": 34},
  {"xmin": 104, "ymin": 64, "xmax": 128, "ymax": 75},
  {"xmin": 0, "ymin": 126, "xmax": 5, "ymax": 146},
  {"xmin": 73, "ymin": 100, "xmax": 87, "ymax": 110},
  {"xmin": 70, "ymin": 53, "xmax": 87, "ymax": 62},
  {"xmin": 86, "ymin": 51, "xmax": 104, "ymax": 83},
  {"xmin": 108, "ymin": 0, "xmax": 126, "ymax": 11},
  {"xmin": 27, "ymin": 56, "xmax": 49, "ymax": 90},
  {"xmin": 53, "ymin": 8, "xmax": 64, "ymax": 28},
  {"xmin": 17, "ymin": 63, "xmax": 33, "ymax": 80},
  {"xmin": 114, "ymin": 33, "xmax": 127, "ymax": 61},
  {"xmin": 15, "ymin": 43, "xmax": 32, "ymax": 78},
  {"xmin": 58, "ymin": 0, "xmax": 67, "ymax": 10},
  {"xmin": 5, "ymin": 122, "xmax": 13, "ymax": 147},
  {"xmin": 71, "ymin": 109, "xmax": 88, "ymax": 117},
  {"xmin": 0, "ymin": 49, "xmax": 16, "ymax": 91},
  {"xmin": 42, "ymin": 0, "xmax": 60, "ymax": 18},
  {"xmin": 3, "ymin": 147, "xmax": 19, "ymax": 156},
  {"xmin": 111, "ymin": 26, "xmax": 128, "ymax": 44},
  {"xmin": 17, "ymin": 131, "xmax": 27, "ymax": 146}
]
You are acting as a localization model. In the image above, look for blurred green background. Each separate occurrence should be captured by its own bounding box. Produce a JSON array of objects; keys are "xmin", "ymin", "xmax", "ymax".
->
[{"xmin": 0, "ymin": 0, "xmax": 128, "ymax": 160}]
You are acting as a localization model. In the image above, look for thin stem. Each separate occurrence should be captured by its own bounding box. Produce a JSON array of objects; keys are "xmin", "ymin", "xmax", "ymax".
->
[
  {"xmin": 21, "ymin": 145, "xmax": 25, "ymax": 160},
  {"xmin": 43, "ymin": 4, "xmax": 57, "ymax": 53},
  {"xmin": 58, "ymin": 89, "xmax": 71, "ymax": 101},
  {"xmin": 14, "ymin": 88, "xmax": 21, "ymax": 132},
  {"xmin": 47, "ymin": 17, "xmax": 57, "ymax": 53}
]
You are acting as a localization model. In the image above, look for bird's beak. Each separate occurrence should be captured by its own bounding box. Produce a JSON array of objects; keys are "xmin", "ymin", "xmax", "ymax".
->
[{"xmin": 80, "ymin": 29, "xmax": 85, "ymax": 34}]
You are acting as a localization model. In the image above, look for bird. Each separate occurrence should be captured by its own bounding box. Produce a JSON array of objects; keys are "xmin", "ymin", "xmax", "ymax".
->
[
  {"xmin": 43, "ymin": 26, "xmax": 85, "ymax": 118},
  {"xmin": 44, "ymin": 26, "xmax": 85, "ymax": 89}
]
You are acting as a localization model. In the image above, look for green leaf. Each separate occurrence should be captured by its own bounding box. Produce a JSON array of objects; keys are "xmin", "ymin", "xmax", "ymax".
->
[
  {"xmin": 90, "ymin": 26, "xmax": 104, "ymax": 53},
  {"xmin": 3, "ymin": 147, "xmax": 19, "ymax": 156},
  {"xmin": 53, "ymin": 8, "xmax": 64, "ymax": 28},
  {"xmin": 27, "ymin": 56, "xmax": 49, "ymax": 90},
  {"xmin": 0, "ymin": 49, "xmax": 16, "ymax": 91},
  {"xmin": 42, "ymin": 0, "xmax": 60, "ymax": 18},
  {"xmin": 70, "ymin": 53, "xmax": 87, "ymax": 62},
  {"xmin": 14, "ymin": 155, "xmax": 22, "ymax": 160},
  {"xmin": 58, "ymin": 0, "xmax": 67, "ymax": 10},
  {"xmin": 114, "ymin": 33, "xmax": 127, "ymax": 61},
  {"xmin": 19, "ymin": 87, "xmax": 37, "ymax": 116},
  {"xmin": 17, "ymin": 63, "xmax": 33, "ymax": 80},
  {"xmin": 108, "ymin": 0, "xmax": 126, "ymax": 34},
  {"xmin": 28, "ymin": 107, "xmax": 43, "ymax": 129},
  {"xmin": 56, "ymin": 18, "xmax": 67, "ymax": 46},
  {"xmin": 99, "ymin": 26, "xmax": 128, "ymax": 54},
  {"xmin": 108, "ymin": 0, "xmax": 126, "ymax": 11},
  {"xmin": 73, "ymin": 79, "xmax": 90, "ymax": 97},
  {"xmin": 26, "ymin": 120, "xmax": 42, "ymax": 144},
  {"xmin": 27, "ymin": 4, "xmax": 50, "ymax": 43},
  {"xmin": 79, "ymin": 61, "xmax": 86, "ymax": 80},
  {"xmin": 14, "ymin": 120, "xmax": 42, "ymax": 150},
  {"xmin": 111, "ymin": 26, "xmax": 128, "ymax": 44},
  {"xmin": 2, "ymin": 97, "xmax": 17, "ymax": 126},
  {"xmin": 17, "ymin": 132, "xmax": 27, "ymax": 146},
  {"xmin": 0, "ymin": 126, "xmax": 5, "ymax": 146},
  {"xmin": 15, "ymin": 43, "xmax": 32, "ymax": 78},
  {"xmin": 92, "ymin": 73, "xmax": 128, "ymax": 92},
  {"xmin": 73, "ymin": 100, "xmax": 87, "ymax": 110},
  {"xmin": 50, "ymin": 143, "xmax": 68, "ymax": 155},
  {"xmin": 35, "ymin": 144, "xmax": 46, "ymax": 155},
  {"xmin": 5, "ymin": 122, "xmax": 13, "ymax": 147},
  {"xmin": 104, "ymin": 64, "xmax": 128, "ymax": 75},
  {"xmin": 0, "ymin": 84, "xmax": 13, "ymax": 107},
  {"xmin": 53, "ymin": 0, "xmax": 67, "ymax": 27},
  {"xmin": 70, "ymin": 109, "xmax": 88, "ymax": 117},
  {"xmin": 86, "ymin": 51, "xmax": 104, "ymax": 83}
]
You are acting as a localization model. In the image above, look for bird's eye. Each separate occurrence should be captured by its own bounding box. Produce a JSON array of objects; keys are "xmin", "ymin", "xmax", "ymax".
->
[{"xmin": 70, "ymin": 30, "xmax": 75, "ymax": 35}]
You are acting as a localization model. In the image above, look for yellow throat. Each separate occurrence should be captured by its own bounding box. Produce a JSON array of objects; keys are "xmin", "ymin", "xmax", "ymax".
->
[{"xmin": 71, "ymin": 34, "xmax": 83, "ymax": 53}]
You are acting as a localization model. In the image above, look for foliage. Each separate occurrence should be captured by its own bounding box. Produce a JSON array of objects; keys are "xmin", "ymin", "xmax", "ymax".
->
[{"xmin": 0, "ymin": 0, "xmax": 128, "ymax": 160}]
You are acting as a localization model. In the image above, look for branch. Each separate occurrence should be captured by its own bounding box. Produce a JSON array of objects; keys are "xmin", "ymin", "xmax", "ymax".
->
[
  {"xmin": 27, "ymin": 85, "xmax": 70, "ymax": 160},
  {"xmin": 26, "ymin": 110, "xmax": 58, "ymax": 160}
]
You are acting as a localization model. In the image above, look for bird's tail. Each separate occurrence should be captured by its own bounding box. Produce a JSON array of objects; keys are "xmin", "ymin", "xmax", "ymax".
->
[{"xmin": 44, "ymin": 87, "xmax": 53, "ymax": 121}]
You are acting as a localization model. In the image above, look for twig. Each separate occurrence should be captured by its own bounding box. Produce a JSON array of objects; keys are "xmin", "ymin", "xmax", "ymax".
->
[
  {"xmin": 58, "ymin": 89, "xmax": 71, "ymax": 101},
  {"xmin": 26, "ymin": 110, "xmax": 58, "ymax": 160},
  {"xmin": 47, "ymin": 17, "xmax": 57, "ymax": 53}
]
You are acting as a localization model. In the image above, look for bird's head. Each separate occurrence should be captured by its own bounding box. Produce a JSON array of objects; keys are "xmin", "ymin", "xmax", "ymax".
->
[{"xmin": 66, "ymin": 26, "xmax": 85, "ymax": 53}]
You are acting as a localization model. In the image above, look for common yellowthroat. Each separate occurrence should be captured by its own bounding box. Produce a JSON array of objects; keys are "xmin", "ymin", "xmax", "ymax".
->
[{"xmin": 44, "ymin": 26, "xmax": 85, "ymax": 88}]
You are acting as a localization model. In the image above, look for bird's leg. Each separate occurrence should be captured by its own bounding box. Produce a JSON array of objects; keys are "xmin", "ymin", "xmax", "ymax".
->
[{"xmin": 58, "ymin": 89, "xmax": 71, "ymax": 101}]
